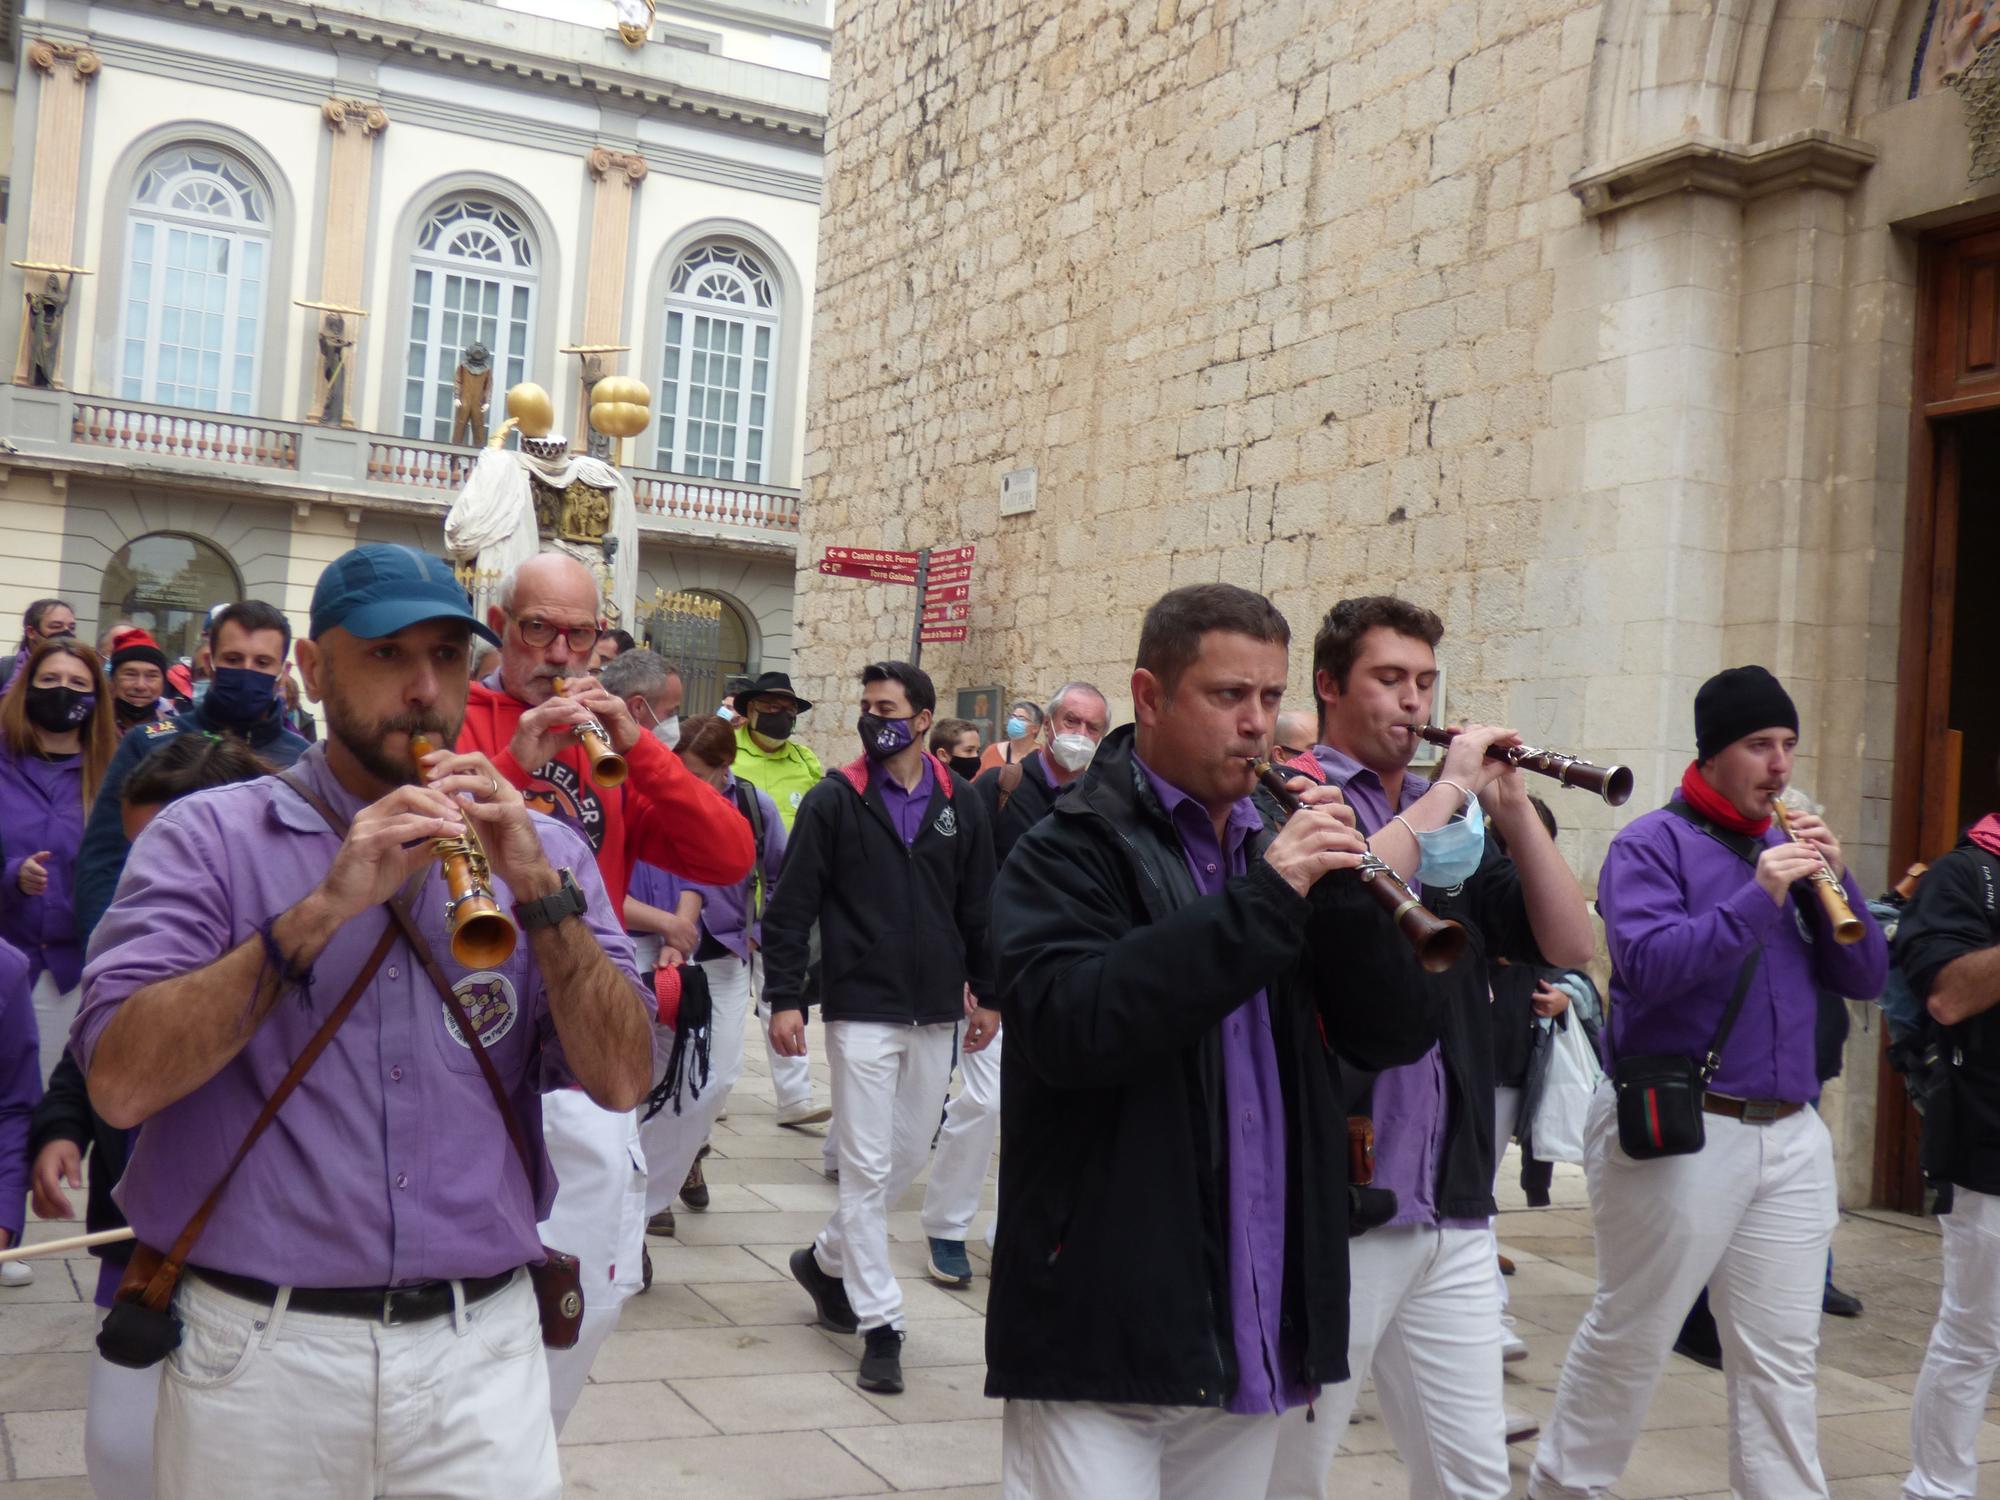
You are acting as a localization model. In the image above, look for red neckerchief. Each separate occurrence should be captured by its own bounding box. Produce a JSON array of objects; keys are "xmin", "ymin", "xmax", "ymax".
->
[
  {"xmin": 1969, "ymin": 813, "xmax": 2000, "ymax": 860},
  {"xmin": 1680, "ymin": 761, "xmax": 1771, "ymax": 837}
]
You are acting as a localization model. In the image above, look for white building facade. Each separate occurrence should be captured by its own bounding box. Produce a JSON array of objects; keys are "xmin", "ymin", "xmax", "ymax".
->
[{"xmin": 0, "ymin": 0, "xmax": 825, "ymax": 707}]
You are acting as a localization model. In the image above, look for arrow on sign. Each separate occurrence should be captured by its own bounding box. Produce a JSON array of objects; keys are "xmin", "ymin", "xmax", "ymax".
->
[
  {"xmin": 823, "ymin": 546, "xmax": 920, "ymax": 567},
  {"xmin": 923, "ymin": 583, "xmax": 970, "ymax": 603},
  {"xmin": 922, "ymin": 602, "xmax": 970, "ymax": 623},
  {"xmin": 926, "ymin": 544, "xmax": 975, "ymax": 565},
  {"xmin": 918, "ymin": 624, "xmax": 969, "ymax": 643},
  {"xmin": 818, "ymin": 560, "xmax": 917, "ymax": 584},
  {"xmin": 924, "ymin": 564, "xmax": 973, "ymax": 587}
]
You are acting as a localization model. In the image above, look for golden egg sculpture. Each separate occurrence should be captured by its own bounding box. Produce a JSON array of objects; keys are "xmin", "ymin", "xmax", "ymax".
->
[
  {"xmin": 589, "ymin": 376, "xmax": 652, "ymax": 439},
  {"xmin": 505, "ymin": 382, "xmax": 555, "ymax": 437}
]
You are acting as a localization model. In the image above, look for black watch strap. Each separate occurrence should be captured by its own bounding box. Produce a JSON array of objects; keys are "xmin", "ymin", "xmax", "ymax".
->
[{"xmin": 515, "ymin": 868, "xmax": 586, "ymax": 931}]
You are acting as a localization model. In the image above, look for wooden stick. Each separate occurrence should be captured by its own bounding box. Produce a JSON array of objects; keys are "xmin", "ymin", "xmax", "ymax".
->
[{"xmin": 0, "ymin": 1227, "xmax": 134, "ymax": 1263}]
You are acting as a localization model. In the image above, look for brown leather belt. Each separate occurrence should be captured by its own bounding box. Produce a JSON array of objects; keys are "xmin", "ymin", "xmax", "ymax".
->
[
  {"xmin": 1701, "ymin": 1094, "xmax": 1804, "ymax": 1125},
  {"xmin": 191, "ymin": 1266, "xmax": 515, "ymax": 1325}
]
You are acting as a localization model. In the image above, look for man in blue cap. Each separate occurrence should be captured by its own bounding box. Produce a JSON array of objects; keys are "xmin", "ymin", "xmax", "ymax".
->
[{"xmin": 75, "ymin": 544, "xmax": 653, "ymax": 1498}]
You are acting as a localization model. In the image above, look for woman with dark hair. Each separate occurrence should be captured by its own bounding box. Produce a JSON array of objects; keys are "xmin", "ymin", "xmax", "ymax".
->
[
  {"xmin": 0, "ymin": 598, "xmax": 77, "ymax": 693},
  {"xmin": 628, "ymin": 713, "xmax": 787, "ymax": 1235},
  {"xmin": 0, "ymin": 639, "xmax": 116, "ymax": 1083},
  {"xmin": 23, "ymin": 731, "xmax": 272, "ymax": 1494}
]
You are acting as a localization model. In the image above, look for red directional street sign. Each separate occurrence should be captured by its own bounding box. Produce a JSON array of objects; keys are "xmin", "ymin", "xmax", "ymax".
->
[
  {"xmin": 922, "ymin": 602, "xmax": 970, "ymax": 623},
  {"xmin": 923, "ymin": 583, "xmax": 970, "ymax": 603},
  {"xmin": 818, "ymin": 559, "xmax": 917, "ymax": 584},
  {"xmin": 927, "ymin": 544, "xmax": 975, "ymax": 566},
  {"xmin": 823, "ymin": 546, "xmax": 920, "ymax": 567},
  {"xmin": 919, "ymin": 624, "xmax": 969, "ymax": 643},
  {"xmin": 924, "ymin": 564, "xmax": 973, "ymax": 587}
]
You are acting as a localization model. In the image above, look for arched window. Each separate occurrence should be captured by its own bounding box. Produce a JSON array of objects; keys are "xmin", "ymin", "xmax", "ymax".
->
[
  {"xmin": 656, "ymin": 244, "xmax": 778, "ymax": 482},
  {"xmin": 642, "ymin": 587, "xmax": 753, "ymax": 716},
  {"xmin": 402, "ymin": 197, "xmax": 537, "ymax": 442},
  {"xmin": 99, "ymin": 532, "xmax": 244, "ymax": 665},
  {"xmin": 119, "ymin": 147, "xmax": 271, "ymax": 414}
]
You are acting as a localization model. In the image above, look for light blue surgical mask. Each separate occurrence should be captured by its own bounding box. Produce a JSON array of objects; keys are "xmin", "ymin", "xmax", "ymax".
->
[
  {"xmin": 1004, "ymin": 715, "xmax": 1029, "ymax": 739},
  {"xmin": 1414, "ymin": 793, "xmax": 1485, "ymax": 889}
]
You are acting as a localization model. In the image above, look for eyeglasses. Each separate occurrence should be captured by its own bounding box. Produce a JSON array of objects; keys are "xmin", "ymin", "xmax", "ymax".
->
[{"xmin": 512, "ymin": 616, "xmax": 601, "ymax": 653}]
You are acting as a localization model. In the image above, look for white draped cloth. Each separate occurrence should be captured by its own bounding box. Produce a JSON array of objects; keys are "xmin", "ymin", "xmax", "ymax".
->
[{"xmin": 444, "ymin": 447, "xmax": 638, "ymax": 628}]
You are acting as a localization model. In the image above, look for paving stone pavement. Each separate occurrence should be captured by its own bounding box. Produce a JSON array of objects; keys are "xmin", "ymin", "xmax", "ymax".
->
[{"xmin": 1, "ymin": 1025, "xmax": 1995, "ymax": 1497}]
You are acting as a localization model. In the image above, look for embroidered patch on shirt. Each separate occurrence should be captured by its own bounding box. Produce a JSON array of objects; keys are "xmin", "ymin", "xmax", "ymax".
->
[
  {"xmin": 934, "ymin": 806, "xmax": 958, "ymax": 838},
  {"xmin": 443, "ymin": 971, "xmax": 519, "ymax": 1050}
]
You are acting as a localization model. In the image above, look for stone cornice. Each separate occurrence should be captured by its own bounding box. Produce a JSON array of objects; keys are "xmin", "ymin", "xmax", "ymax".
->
[
  {"xmin": 1570, "ymin": 130, "xmax": 1876, "ymax": 218},
  {"xmin": 660, "ymin": 0, "xmax": 831, "ymax": 44},
  {"xmin": 130, "ymin": 0, "xmax": 826, "ymax": 141}
]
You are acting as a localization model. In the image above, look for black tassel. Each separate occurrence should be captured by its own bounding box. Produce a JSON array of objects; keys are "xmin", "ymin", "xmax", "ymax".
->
[{"xmin": 642, "ymin": 965, "xmax": 714, "ymax": 1122}]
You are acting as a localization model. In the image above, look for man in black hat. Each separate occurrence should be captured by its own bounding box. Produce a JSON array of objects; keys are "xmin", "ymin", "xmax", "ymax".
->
[{"xmin": 731, "ymin": 671, "xmax": 832, "ymax": 1126}]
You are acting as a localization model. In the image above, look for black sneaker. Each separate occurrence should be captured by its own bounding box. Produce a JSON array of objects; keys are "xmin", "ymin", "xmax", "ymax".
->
[
  {"xmin": 1823, "ymin": 1282, "xmax": 1864, "ymax": 1318},
  {"xmin": 858, "ymin": 1326, "xmax": 904, "ymax": 1393},
  {"xmin": 789, "ymin": 1246, "xmax": 858, "ymax": 1334}
]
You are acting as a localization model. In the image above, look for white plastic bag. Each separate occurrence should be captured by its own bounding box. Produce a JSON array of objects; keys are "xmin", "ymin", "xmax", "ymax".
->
[{"xmin": 1530, "ymin": 1013, "xmax": 1602, "ymax": 1164}]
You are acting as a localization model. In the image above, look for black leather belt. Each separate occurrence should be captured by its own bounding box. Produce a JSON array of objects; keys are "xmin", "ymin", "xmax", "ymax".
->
[
  {"xmin": 1702, "ymin": 1094, "xmax": 1805, "ymax": 1125},
  {"xmin": 190, "ymin": 1266, "xmax": 515, "ymax": 1325}
]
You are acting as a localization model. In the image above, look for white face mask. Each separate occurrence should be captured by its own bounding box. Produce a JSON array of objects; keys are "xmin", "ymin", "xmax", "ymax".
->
[
  {"xmin": 653, "ymin": 712, "xmax": 681, "ymax": 749},
  {"xmin": 1048, "ymin": 732, "xmax": 1097, "ymax": 772}
]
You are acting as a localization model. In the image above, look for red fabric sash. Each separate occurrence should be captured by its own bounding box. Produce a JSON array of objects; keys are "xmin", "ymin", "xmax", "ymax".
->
[
  {"xmin": 1969, "ymin": 813, "xmax": 2000, "ymax": 861},
  {"xmin": 1680, "ymin": 761, "xmax": 1772, "ymax": 837}
]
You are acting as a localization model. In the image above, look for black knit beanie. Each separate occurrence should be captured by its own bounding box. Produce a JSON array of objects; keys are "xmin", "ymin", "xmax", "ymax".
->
[{"xmin": 1694, "ymin": 666, "xmax": 1797, "ymax": 762}]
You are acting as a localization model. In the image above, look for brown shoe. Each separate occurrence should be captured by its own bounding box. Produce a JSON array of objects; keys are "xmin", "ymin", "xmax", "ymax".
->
[
  {"xmin": 647, "ymin": 1206, "xmax": 677, "ymax": 1237},
  {"xmin": 1497, "ymin": 1253, "xmax": 1516, "ymax": 1276},
  {"xmin": 680, "ymin": 1153, "xmax": 710, "ymax": 1210}
]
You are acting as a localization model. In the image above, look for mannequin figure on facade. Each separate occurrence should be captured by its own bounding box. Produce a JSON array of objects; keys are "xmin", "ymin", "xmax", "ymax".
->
[
  {"xmin": 615, "ymin": 0, "xmax": 657, "ymax": 46},
  {"xmin": 452, "ymin": 342, "xmax": 494, "ymax": 447},
  {"xmin": 24, "ymin": 274, "xmax": 69, "ymax": 389},
  {"xmin": 313, "ymin": 313, "xmax": 353, "ymax": 426},
  {"xmin": 444, "ymin": 382, "xmax": 637, "ymax": 631}
]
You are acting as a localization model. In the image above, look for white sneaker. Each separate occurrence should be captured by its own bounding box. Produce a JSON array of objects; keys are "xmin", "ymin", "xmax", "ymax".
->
[
  {"xmin": 0, "ymin": 1259, "xmax": 33, "ymax": 1287},
  {"xmin": 775, "ymin": 1100, "xmax": 831, "ymax": 1128},
  {"xmin": 1502, "ymin": 1332, "xmax": 1529, "ymax": 1363}
]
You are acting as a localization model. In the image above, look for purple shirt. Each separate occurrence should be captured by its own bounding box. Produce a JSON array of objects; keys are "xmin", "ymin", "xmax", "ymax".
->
[
  {"xmin": 1137, "ymin": 753, "xmax": 1312, "ymax": 1416},
  {"xmin": 0, "ymin": 935, "xmax": 37, "ymax": 1242},
  {"xmin": 1310, "ymin": 744, "xmax": 1474, "ymax": 1230},
  {"xmin": 872, "ymin": 755, "xmax": 935, "ymax": 847},
  {"xmin": 0, "ymin": 745, "xmax": 86, "ymax": 992},
  {"xmin": 630, "ymin": 773, "xmax": 788, "ymax": 964},
  {"xmin": 1600, "ymin": 799, "xmax": 1887, "ymax": 1101},
  {"xmin": 74, "ymin": 744, "xmax": 645, "ymax": 1288}
]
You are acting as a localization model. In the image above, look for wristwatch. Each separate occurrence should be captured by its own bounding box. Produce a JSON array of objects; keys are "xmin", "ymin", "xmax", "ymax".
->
[{"xmin": 515, "ymin": 868, "xmax": 586, "ymax": 931}]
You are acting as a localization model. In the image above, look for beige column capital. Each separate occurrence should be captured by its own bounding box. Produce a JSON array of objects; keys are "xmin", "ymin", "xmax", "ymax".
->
[
  {"xmin": 587, "ymin": 147, "xmax": 648, "ymax": 185},
  {"xmin": 322, "ymin": 98, "xmax": 389, "ymax": 136},
  {"xmin": 26, "ymin": 40, "xmax": 101, "ymax": 81}
]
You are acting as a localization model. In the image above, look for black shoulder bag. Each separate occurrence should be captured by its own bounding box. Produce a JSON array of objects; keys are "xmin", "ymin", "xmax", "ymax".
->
[{"xmin": 1610, "ymin": 800, "xmax": 1765, "ymax": 1160}]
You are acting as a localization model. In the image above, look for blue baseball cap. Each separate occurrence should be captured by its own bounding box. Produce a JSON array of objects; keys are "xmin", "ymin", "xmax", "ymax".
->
[{"xmin": 310, "ymin": 544, "xmax": 501, "ymax": 647}]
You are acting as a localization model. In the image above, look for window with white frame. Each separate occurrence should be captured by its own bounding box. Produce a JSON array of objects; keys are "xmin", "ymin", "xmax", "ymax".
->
[
  {"xmin": 656, "ymin": 243, "xmax": 778, "ymax": 482},
  {"xmin": 119, "ymin": 147, "xmax": 271, "ymax": 414},
  {"xmin": 402, "ymin": 197, "xmax": 537, "ymax": 443}
]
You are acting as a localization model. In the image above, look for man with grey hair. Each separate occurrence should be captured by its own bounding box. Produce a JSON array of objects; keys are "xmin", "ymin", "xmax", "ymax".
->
[
  {"xmin": 922, "ymin": 681, "xmax": 1112, "ymax": 1287},
  {"xmin": 599, "ymin": 647, "xmax": 685, "ymax": 751}
]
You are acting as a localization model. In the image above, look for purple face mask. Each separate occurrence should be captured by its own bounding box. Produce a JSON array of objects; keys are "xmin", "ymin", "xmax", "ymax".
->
[{"xmin": 857, "ymin": 711, "xmax": 915, "ymax": 762}]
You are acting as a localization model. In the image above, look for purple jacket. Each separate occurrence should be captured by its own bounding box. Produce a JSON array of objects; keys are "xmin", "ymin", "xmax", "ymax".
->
[
  {"xmin": 0, "ymin": 935, "xmax": 36, "ymax": 1241},
  {"xmin": 1600, "ymin": 799, "xmax": 1888, "ymax": 1102},
  {"xmin": 0, "ymin": 743, "xmax": 86, "ymax": 991},
  {"xmin": 630, "ymin": 774, "xmax": 787, "ymax": 963}
]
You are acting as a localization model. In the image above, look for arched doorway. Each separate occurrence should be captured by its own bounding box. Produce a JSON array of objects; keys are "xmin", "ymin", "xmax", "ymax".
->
[{"xmin": 99, "ymin": 532, "xmax": 243, "ymax": 665}]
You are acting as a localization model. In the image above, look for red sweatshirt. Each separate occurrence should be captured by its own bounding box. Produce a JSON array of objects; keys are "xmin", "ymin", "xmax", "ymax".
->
[{"xmin": 457, "ymin": 679, "xmax": 754, "ymax": 912}]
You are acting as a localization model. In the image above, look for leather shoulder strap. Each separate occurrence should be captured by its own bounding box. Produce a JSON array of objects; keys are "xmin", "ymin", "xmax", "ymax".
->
[
  {"xmin": 1661, "ymin": 797, "xmax": 1762, "ymax": 865},
  {"xmin": 280, "ymin": 772, "xmax": 539, "ymax": 1184},
  {"xmin": 143, "ymin": 920, "xmax": 396, "ymax": 1307},
  {"xmin": 995, "ymin": 759, "xmax": 1026, "ymax": 813}
]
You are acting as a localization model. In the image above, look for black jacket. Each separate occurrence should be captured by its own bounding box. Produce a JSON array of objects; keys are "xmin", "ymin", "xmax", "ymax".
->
[
  {"xmin": 764, "ymin": 752, "xmax": 996, "ymax": 1023},
  {"xmin": 28, "ymin": 1048, "xmax": 133, "ymax": 1268},
  {"xmin": 984, "ymin": 726, "xmax": 1443, "ymax": 1405},
  {"xmin": 973, "ymin": 749, "xmax": 1069, "ymax": 867},
  {"xmin": 1896, "ymin": 840, "xmax": 2000, "ymax": 1195}
]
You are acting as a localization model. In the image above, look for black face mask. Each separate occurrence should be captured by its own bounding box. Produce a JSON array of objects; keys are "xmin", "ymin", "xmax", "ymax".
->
[
  {"xmin": 25, "ymin": 684, "xmax": 94, "ymax": 735},
  {"xmin": 949, "ymin": 754, "xmax": 983, "ymax": 781},
  {"xmin": 752, "ymin": 709, "xmax": 796, "ymax": 743}
]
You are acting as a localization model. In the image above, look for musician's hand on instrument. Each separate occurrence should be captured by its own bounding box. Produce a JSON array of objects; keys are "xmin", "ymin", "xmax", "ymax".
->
[
  {"xmin": 427, "ymin": 749, "xmax": 555, "ymax": 900},
  {"xmin": 1263, "ymin": 801, "xmax": 1369, "ymax": 898},
  {"xmin": 30, "ymin": 1139, "xmax": 81, "ymax": 1220},
  {"xmin": 965, "ymin": 1004, "xmax": 1001, "ymax": 1053},
  {"xmin": 314, "ymin": 785, "xmax": 465, "ymax": 923},
  {"xmin": 509, "ymin": 695, "xmax": 596, "ymax": 772},
  {"xmin": 1782, "ymin": 810, "xmax": 1846, "ymax": 878},
  {"xmin": 571, "ymin": 682, "xmax": 640, "ymax": 753},
  {"xmin": 1439, "ymin": 723, "xmax": 1518, "ymax": 798},
  {"xmin": 1530, "ymin": 980, "xmax": 1570, "ymax": 1019},
  {"xmin": 1755, "ymin": 841, "xmax": 1827, "ymax": 904},
  {"xmin": 1291, "ymin": 781, "xmax": 1358, "ymax": 830},
  {"xmin": 769, "ymin": 1008, "xmax": 808, "ymax": 1058}
]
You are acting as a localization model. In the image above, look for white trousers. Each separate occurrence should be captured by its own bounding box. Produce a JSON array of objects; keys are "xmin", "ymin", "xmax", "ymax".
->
[
  {"xmin": 639, "ymin": 953, "xmax": 753, "ymax": 1215},
  {"xmin": 1493, "ymin": 1083, "xmax": 1522, "ymax": 1322},
  {"xmin": 1906, "ymin": 1186, "xmax": 2000, "ymax": 1498},
  {"xmin": 1267, "ymin": 1223, "xmax": 1510, "ymax": 1500},
  {"xmin": 1003, "ymin": 1399, "xmax": 1282, "ymax": 1500},
  {"xmin": 537, "ymin": 1088, "xmax": 647, "ymax": 1434},
  {"xmin": 921, "ymin": 1028, "xmax": 1000, "ymax": 1242},
  {"xmin": 812, "ymin": 1019, "xmax": 956, "ymax": 1331},
  {"xmin": 1529, "ymin": 1083, "xmax": 1836, "ymax": 1500},
  {"xmin": 154, "ymin": 1269, "xmax": 559, "ymax": 1499},
  {"xmin": 752, "ymin": 952, "xmax": 814, "ymax": 1110},
  {"xmin": 87, "ymin": 1313, "xmax": 159, "ymax": 1500},
  {"xmin": 31, "ymin": 970, "xmax": 78, "ymax": 1084}
]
